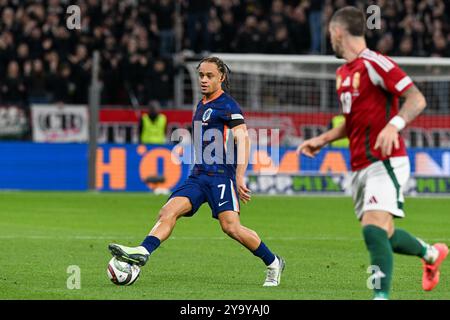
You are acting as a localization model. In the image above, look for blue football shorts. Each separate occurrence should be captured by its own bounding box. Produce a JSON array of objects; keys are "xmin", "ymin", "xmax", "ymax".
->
[{"xmin": 168, "ymin": 174, "xmax": 240, "ymax": 219}]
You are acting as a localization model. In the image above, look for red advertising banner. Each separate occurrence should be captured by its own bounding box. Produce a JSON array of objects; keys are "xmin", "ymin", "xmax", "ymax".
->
[{"xmin": 99, "ymin": 108, "xmax": 450, "ymax": 147}]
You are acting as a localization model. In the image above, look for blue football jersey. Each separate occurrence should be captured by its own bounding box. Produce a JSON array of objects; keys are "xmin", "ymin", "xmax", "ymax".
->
[{"xmin": 191, "ymin": 90, "xmax": 245, "ymax": 178}]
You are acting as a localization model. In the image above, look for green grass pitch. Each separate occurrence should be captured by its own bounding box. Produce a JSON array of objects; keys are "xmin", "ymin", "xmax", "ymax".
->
[{"xmin": 0, "ymin": 192, "xmax": 449, "ymax": 300}]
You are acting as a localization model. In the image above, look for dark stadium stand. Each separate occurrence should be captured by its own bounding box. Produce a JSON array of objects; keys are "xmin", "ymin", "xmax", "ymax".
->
[{"xmin": 0, "ymin": 0, "xmax": 449, "ymax": 108}]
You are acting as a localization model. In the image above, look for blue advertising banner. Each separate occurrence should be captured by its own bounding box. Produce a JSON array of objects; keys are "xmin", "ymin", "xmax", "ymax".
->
[
  {"xmin": 0, "ymin": 142, "xmax": 88, "ymax": 190},
  {"xmin": 0, "ymin": 143, "xmax": 449, "ymax": 194}
]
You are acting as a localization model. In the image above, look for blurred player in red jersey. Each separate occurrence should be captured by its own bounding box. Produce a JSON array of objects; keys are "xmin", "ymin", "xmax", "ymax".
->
[{"xmin": 297, "ymin": 6, "xmax": 448, "ymax": 300}]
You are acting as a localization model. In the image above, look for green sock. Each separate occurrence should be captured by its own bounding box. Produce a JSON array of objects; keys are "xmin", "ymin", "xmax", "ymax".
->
[
  {"xmin": 389, "ymin": 228, "xmax": 426, "ymax": 257},
  {"xmin": 362, "ymin": 225, "xmax": 393, "ymax": 299}
]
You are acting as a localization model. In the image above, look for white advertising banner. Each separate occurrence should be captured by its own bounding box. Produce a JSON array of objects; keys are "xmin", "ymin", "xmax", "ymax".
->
[
  {"xmin": 31, "ymin": 104, "xmax": 89, "ymax": 142},
  {"xmin": 0, "ymin": 105, "xmax": 29, "ymax": 138}
]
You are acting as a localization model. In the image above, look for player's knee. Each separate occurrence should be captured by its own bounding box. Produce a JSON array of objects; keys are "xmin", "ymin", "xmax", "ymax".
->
[
  {"xmin": 362, "ymin": 211, "xmax": 394, "ymax": 236},
  {"xmin": 158, "ymin": 206, "xmax": 176, "ymax": 222},
  {"xmin": 221, "ymin": 222, "xmax": 240, "ymax": 239}
]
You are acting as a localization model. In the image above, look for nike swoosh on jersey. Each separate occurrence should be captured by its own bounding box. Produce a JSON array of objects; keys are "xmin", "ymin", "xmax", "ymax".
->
[{"xmin": 218, "ymin": 201, "xmax": 229, "ymax": 207}]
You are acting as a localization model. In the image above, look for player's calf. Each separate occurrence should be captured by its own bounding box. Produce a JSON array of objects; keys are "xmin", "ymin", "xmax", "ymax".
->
[
  {"xmin": 362, "ymin": 225, "xmax": 393, "ymax": 300},
  {"xmin": 218, "ymin": 211, "xmax": 284, "ymax": 286}
]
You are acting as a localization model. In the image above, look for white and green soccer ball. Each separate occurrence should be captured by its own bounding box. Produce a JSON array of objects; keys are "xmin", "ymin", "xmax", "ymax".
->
[{"xmin": 107, "ymin": 257, "xmax": 140, "ymax": 286}]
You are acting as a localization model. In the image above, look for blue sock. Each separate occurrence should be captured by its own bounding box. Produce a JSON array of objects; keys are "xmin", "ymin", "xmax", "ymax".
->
[
  {"xmin": 140, "ymin": 235, "xmax": 161, "ymax": 254},
  {"xmin": 252, "ymin": 241, "xmax": 276, "ymax": 266}
]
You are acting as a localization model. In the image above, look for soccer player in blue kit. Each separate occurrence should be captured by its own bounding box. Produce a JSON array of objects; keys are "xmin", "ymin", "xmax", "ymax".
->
[{"xmin": 109, "ymin": 57, "xmax": 285, "ymax": 286}]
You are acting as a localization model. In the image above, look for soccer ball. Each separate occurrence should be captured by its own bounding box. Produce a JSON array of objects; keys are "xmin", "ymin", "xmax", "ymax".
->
[{"xmin": 107, "ymin": 257, "xmax": 141, "ymax": 286}]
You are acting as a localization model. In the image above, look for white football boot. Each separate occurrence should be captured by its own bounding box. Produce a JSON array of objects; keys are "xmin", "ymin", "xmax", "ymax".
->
[{"xmin": 263, "ymin": 255, "xmax": 286, "ymax": 287}]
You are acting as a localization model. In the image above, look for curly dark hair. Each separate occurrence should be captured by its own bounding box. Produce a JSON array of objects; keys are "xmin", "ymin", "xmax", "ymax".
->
[{"xmin": 197, "ymin": 56, "xmax": 231, "ymax": 90}]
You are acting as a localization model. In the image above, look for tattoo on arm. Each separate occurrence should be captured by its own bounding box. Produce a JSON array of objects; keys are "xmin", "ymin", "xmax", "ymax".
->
[{"xmin": 398, "ymin": 85, "xmax": 427, "ymax": 124}]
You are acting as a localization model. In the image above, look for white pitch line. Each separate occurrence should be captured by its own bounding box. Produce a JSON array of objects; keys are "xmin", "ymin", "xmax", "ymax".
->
[{"xmin": 0, "ymin": 235, "xmax": 449, "ymax": 242}]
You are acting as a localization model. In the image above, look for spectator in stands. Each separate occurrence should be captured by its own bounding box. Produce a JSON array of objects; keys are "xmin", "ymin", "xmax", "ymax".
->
[
  {"xmin": 269, "ymin": 12, "xmax": 286, "ymax": 31},
  {"xmin": 1, "ymin": 7, "xmax": 17, "ymax": 33},
  {"xmin": 289, "ymin": 6, "xmax": 311, "ymax": 54},
  {"xmin": 0, "ymin": 33, "xmax": 15, "ymax": 85},
  {"xmin": 68, "ymin": 44, "xmax": 91, "ymax": 104},
  {"xmin": 185, "ymin": 0, "xmax": 211, "ymax": 54},
  {"xmin": 1, "ymin": 60, "xmax": 27, "ymax": 105},
  {"xmin": 235, "ymin": 15, "xmax": 262, "ymax": 53},
  {"xmin": 16, "ymin": 43, "xmax": 29, "ymax": 68},
  {"xmin": 257, "ymin": 20, "xmax": 273, "ymax": 53},
  {"xmin": 27, "ymin": 27, "xmax": 45, "ymax": 59},
  {"xmin": 26, "ymin": 59, "xmax": 50, "ymax": 103},
  {"xmin": 44, "ymin": 50, "xmax": 59, "ymax": 77},
  {"xmin": 306, "ymin": 0, "xmax": 325, "ymax": 54},
  {"xmin": 376, "ymin": 33, "xmax": 395, "ymax": 55},
  {"xmin": 50, "ymin": 63, "xmax": 76, "ymax": 104},
  {"xmin": 271, "ymin": 0, "xmax": 284, "ymax": 16},
  {"xmin": 396, "ymin": 36, "xmax": 415, "ymax": 56},
  {"xmin": 146, "ymin": 59, "xmax": 173, "ymax": 108},
  {"xmin": 430, "ymin": 32, "xmax": 450, "ymax": 111},
  {"xmin": 122, "ymin": 37, "xmax": 147, "ymax": 101},
  {"xmin": 0, "ymin": 0, "xmax": 449, "ymax": 110},
  {"xmin": 156, "ymin": 0, "xmax": 175, "ymax": 58},
  {"xmin": 208, "ymin": 18, "xmax": 226, "ymax": 53},
  {"xmin": 101, "ymin": 38, "xmax": 127, "ymax": 105},
  {"xmin": 432, "ymin": 32, "xmax": 450, "ymax": 57},
  {"xmin": 52, "ymin": 25, "xmax": 72, "ymax": 57},
  {"xmin": 220, "ymin": 10, "xmax": 237, "ymax": 52},
  {"xmin": 269, "ymin": 26, "xmax": 295, "ymax": 54},
  {"xmin": 383, "ymin": 0, "xmax": 402, "ymax": 42}
]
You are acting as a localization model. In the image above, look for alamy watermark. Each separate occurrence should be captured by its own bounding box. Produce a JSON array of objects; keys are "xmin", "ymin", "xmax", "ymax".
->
[
  {"xmin": 366, "ymin": 265, "xmax": 384, "ymax": 290},
  {"xmin": 66, "ymin": 265, "xmax": 81, "ymax": 289},
  {"xmin": 64, "ymin": 4, "xmax": 382, "ymax": 32},
  {"xmin": 66, "ymin": 5, "xmax": 81, "ymax": 30},
  {"xmin": 170, "ymin": 122, "xmax": 280, "ymax": 173},
  {"xmin": 366, "ymin": 5, "xmax": 381, "ymax": 30},
  {"xmin": 65, "ymin": 4, "xmax": 381, "ymax": 31}
]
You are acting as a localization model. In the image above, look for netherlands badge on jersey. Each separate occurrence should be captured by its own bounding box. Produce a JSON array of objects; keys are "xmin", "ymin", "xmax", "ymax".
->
[{"xmin": 202, "ymin": 108, "xmax": 213, "ymax": 122}]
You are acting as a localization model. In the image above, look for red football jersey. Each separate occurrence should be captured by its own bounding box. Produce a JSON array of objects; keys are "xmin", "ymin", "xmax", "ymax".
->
[{"xmin": 336, "ymin": 48, "xmax": 413, "ymax": 171}]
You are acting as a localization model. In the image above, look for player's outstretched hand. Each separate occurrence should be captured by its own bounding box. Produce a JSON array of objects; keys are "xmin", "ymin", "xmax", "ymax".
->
[
  {"xmin": 236, "ymin": 175, "xmax": 251, "ymax": 204},
  {"xmin": 374, "ymin": 124, "xmax": 400, "ymax": 157},
  {"xmin": 296, "ymin": 136, "xmax": 326, "ymax": 158}
]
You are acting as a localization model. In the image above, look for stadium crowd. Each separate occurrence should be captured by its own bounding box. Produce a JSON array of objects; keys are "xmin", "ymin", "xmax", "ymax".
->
[{"xmin": 0, "ymin": 0, "xmax": 449, "ymax": 107}]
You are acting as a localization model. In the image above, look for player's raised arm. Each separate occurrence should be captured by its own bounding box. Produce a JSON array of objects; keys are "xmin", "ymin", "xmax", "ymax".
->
[
  {"xmin": 374, "ymin": 84, "xmax": 427, "ymax": 157},
  {"xmin": 232, "ymin": 123, "xmax": 251, "ymax": 204},
  {"xmin": 296, "ymin": 122, "xmax": 347, "ymax": 158}
]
